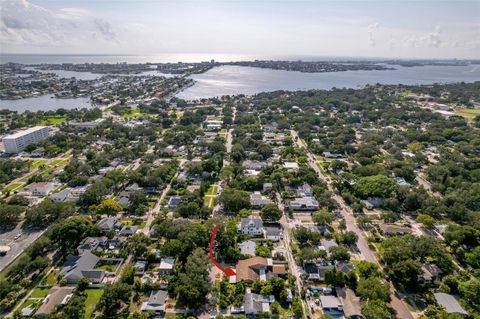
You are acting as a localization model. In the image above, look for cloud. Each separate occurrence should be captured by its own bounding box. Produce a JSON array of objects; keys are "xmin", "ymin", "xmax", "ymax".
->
[
  {"xmin": 427, "ymin": 25, "xmax": 442, "ymax": 48},
  {"xmin": 93, "ymin": 18, "xmax": 116, "ymax": 41},
  {"xmin": 367, "ymin": 23, "xmax": 379, "ymax": 47},
  {"xmin": 0, "ymin": 0, "xmax": 117, "ymax": 47}
]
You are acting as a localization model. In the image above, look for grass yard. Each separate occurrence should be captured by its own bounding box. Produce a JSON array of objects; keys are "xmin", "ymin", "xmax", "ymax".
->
[
  {"xmin": 30, "ymin": 287, "xmax": 50, "ymax": 298},
  {"xmin": 18, "ymin": 299, "xmax": 42, "ymax": 311},
  {"xmin": 454, "ymin": 107, "xmax": 480, "ymax": 120},
  {"xmin": 38, "ymin": 115, "xmax": 67, "ymax": 126},
  {"xmin": 206, "ymin": 185, "xmax": 218, "ymax": 196},
  {"xmin": 45, "ymin": 269, "xmax": 59, "ymax": 286},
  {"xmin": 120, "ymin": 107, "xmax": 145, "ymax": 118},
  {"xmin": 2, "ymin": 183, "xmax": 24, "ymax": 193},
  {"xmin": 50, "ymin": 158, "xmax": 69, "ymax": 167},
  {"xmin": 84, "ymin": 289, "xmax": 104, "ymax": 319},
  {"xmin": 30, "ymin": 159, "xmax": 47, "ymax": 168}
]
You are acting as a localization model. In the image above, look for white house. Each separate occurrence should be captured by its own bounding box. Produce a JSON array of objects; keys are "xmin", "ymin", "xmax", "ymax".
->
[{"xmin": 240, "ymin": 217, "xmax": 263, "ymax": 236}]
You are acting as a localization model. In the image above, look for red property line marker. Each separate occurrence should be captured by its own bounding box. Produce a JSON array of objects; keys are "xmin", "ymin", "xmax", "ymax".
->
[{"xmin": 209, "ymin": 224, "xmax": 236, "ymax": 277}]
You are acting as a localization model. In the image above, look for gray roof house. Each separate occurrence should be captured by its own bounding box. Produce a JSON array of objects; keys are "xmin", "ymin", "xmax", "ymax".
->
[
  {"xmin": 97, "ymin": 217, "xmax": 120, "ymax": 232},
  {"xmin": 50, "ymin": 188, "xmax": 71, "ymax": 203},
  {"xmin": 140, "ymin": 290, "xmax": 167, "ymax": 313},
  {"xmin": 250, "ymin": 192, "xmax": 272, "ymax": 209},
  {"xmin": 168, "ymin": 196, "xmax": 182, "ymax": 210},
  {"xmin": 240, "ymin": 217, "xmax": 264, "ymax": 236},
  {"xmin": 60, "ymin": 251, "xmax": 104, "ymax": 284},
  {"xmin": 336, "ymin": 287, "xmax": 364, "ymax": 319},
  {"xmin": 238, "ymin": 240, "xmax": 256, "ymax": 257},
  {"xmin": 433, "ymin": 293, "xmax": 468, "ymax": 316},
  {"xmin": 243, "ymin": 291, "xmax": 273, "ymax": 317},
  {"xmin": 77, "ymin": 236, "xmax": 108, "ymax": 255},
  {"xmin": 264, "ymin": 227, "xmax": 282, "ymax": 242},
  {"xmin": 288, "ymin": 197, "xmax": 319, "ymax": 211},
  {"xmin": 119, "ymin": 225, "xmax": 138, "ymax": 236},
  {"xmin": 320, "ymin": 239, "xmax": 338, "ymax": 253},
  {"xmin": 320, "ymin": 295, "xmax": 343, "ymax": 317}
]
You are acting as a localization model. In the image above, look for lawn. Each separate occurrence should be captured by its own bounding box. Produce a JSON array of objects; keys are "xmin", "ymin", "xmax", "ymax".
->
[
  {"xmin": 206, "ymin": 185, "xmax": 218, "ymax": 196},
  {"xmin": 45, "ymin": 269, "xmax": 59, "ymax": 286},
  {"xmin": 50, "ymin": 158, "xmax": 69, "ymax": 167},
  {"xmin": 18, "ymin": 299, "xmax": 42, "ymax": 311},
  {"xmin": 120, "ymin": 108, "xmax": 145, "ymax": 118},
  {"xmin": 84, "ymin": 289, "xmax": 104, "ymax": 319},
  {"xmin": 38, "ymin": 115, "xmax": 67, "ymax": 126},
  {"xmin": 3, "ymin": 183, "xmax": 24, "ymax": 193},
  {"xmin": 454, "ymin": 107, "xmax": 480, "ymax": 120},
  {"xmin": 30, "ymin": 159, "xmax": 47, "ymax": 168},
  {"xmin": 30, "ymin": 287, "xmax": 50, "ymax": 298}
]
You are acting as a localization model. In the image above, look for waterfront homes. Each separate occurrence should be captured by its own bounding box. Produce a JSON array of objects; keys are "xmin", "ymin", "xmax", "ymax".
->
[{"xmin": 240, "ymin": 217, "xmax": 263, "ymax": 236}]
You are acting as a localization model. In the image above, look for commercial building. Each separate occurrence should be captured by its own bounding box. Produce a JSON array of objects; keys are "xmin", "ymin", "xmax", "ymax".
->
[{"xmin": 2, "ymin": 126, "xmax": 49, "ymax": 153}]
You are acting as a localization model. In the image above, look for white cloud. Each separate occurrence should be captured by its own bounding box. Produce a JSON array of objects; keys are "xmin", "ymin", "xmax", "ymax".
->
[
  {"xmin": 0, "ymin": 0, "xmax": 119, "ymax": 48},
  {"xmin": 367, "ymin": 23, "xmax": 379, "ymax": 47}
]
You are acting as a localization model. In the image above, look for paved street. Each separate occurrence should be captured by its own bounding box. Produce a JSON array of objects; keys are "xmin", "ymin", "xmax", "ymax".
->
[
  {"xmin": 0, "ymin": 222, "xmax": 45, "ymax": 272},
  {"xmin": 290, "ymin": 130, "xmax": 414, "ymax": 319}
]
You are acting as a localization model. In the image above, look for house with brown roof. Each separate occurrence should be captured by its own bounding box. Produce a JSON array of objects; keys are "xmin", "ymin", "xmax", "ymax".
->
[
  {"xmin": 235, "ymin": 256, "xmax": 287, "ymax": 282},
  {"xmin": 336, "ymin": 287, "xmax": 364, "ymax": 319}
]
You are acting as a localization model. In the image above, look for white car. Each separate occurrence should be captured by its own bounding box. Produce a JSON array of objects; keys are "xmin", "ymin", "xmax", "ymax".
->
[{"xmin": 14, "ymin": 234, "xmax": 21, "ymax": 240}]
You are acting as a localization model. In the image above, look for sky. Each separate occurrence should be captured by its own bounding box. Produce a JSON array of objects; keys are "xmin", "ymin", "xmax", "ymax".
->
[{"xmin": 0, "ymin": 0, "xmax": 479, "ymax": 59}]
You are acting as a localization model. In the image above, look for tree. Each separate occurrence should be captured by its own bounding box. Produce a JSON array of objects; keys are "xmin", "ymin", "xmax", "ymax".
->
[
  {"xmin": 128, "ymin": 190, "xmax": 148, "ymax": 214},
  {"xmin": 416, "ymin": 214, "xmax": 435, "ymax": 230},
  {"xmin": 357, "ymin": 277, "xmax": 391, "ymax": 302},
  {"xmin": 98, "ymin": 282, "xmax": 132, "ymax": 317},
  {"xmin": 312, "ymin": 210, "xmax": 334, "ymax": 226},
  {"xmin": 96, "ymin": 197, "xmax": 122, "ymax": 216},
  {"xmin": 120, "ymin": 264, "xmax": 135, "ymax": 285},
  {"xmin": 459, "ymin": 278, "xmax": 480, "ymax": 311},
  {"xmin": 220, "ymin": 187, "xmax": 250, "ymax": 213},
  {"xmin": 0, "ymin": 205, "xmax": 23, "ymax": 226},
  {"xmin": 362, "ymin": 300, "xmax": 392, "ymax": 319},
  {"xmin": 292, "ymin": 297, "xmax": 303, "ymax": 319},
  {"xmin": 25, "ymin": 199, "xmax": 75, "ymax": 225},
  {"xmin": 354, "ymin": 175, "xmax": 398, "ymax": 198},
  {"xmin": 341, "ymin": 231, "xmax": 358, "ymax": 246},
  {"xmin": 122, "ymin": 233, "xmax": 150, "ymax": 258},
  {"xmin": 260, "ymin": 204, "xmax": 282, "ymax": 222},
  {"xmin": 175, "ymin": 248, "xmax": 211, "ymax": 309},
  {"xmin": 356, "ymin": 261, "xmax": 381, "ymax": 279},
  {"xmin": 387, "ymin": 259, "xmax": 421, "ymax": 290},
  {"xmin": 465, "ymin": 246, "xmax": 480, "ymax": 269},
  {"xmin": 329, "ymin": 246, "xmax": 350, "ymax": 261},
  {"xmin": 50, "ymin": 216, "xmax": 97, "ymax": 254}
]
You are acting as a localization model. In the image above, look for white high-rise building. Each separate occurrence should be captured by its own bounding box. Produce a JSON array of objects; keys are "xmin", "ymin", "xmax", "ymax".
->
[{"xmin": 2, "ymin": 126, "xmax": 49, "ymax": 153}]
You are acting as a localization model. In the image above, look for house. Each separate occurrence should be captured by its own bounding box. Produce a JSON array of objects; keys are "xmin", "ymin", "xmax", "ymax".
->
[
  {"xmin": 320, "ymin": 295, "xmax": 343, "ymax": 317},
  {"xmin": 433, "ymin": 293, "xmax": 468, "ymax": 316},
  {"xmin": 243, "ymin": 291, "xmax": 273, "ymax": 317},
  {"xmin": 235, "ymin": 257, "xmax": 287, "ymax": 282},
  {"xmin": 159, "ymin": 257, "xmax": 175, "ymax": 276},
  {"xmin": 60, "ymin": 251, "xmax": 104, "ymax": 284},
  {"xmin": 50, "ymin": 188, "xmax": 71, "ymax": 202},
  {"xmin": 134, "ymin": 261, "xmax": 147, "ymax": 275},
  {"xmin": 35, "ymin": 287, "xmax": 75, "ymax": 317},
  {"xmin": 240, "ymin": 217, "xmax": 263, "ymax": 236},
  {"xmin": 140, "ymin": 290, "xmax": 167, "ymax": 314},
  {"xmin": 320, "ymin": 238, "xmax": 339, "ymax": 255},
  {"xmin": 26, "ymin": 182, "xmax": 55, "ymax": 196},
  {"xmin": 77, "ymin": 236, "xmax": 108, "ymax": 255},
  {"xmin": 168, "ymin": 196, "xmax": 182, "ymax": 210},
  {"xmin": 296, "ymin": 183, "xmax": 313, "ymax": 197},
  {"xmin": 119, "ymin": 225, "xmax": 137, "ymax": 236},
  {"xmin": 378, "ymin": 224, "xmax": 412, "ymax": 236},
  {"xmin": 394, "ymin": 176, "xmax": 411, "ymax": 188},
  {"xmin": 264, "ymin": 227, "xmax": 282, "ymax": 242},
  {"xmin": 21, "ymin": 307, "xmax": 35, "ymax": 317},
  {"xmin": 262, "ymin": 183, "xmax": 273, "ymax": 193},
  {"xmin": 288, "ymin": 197, "xmax": 319, "ymax": 211},
  {"xmin": 283, "ymin": 162, "xmax": 299, "ymax": 172},
  {"xmin": 243, "ymin": 160, "xmax": 267, "ymax": 170},
  {"xmin": 336, "ymin": 288, "xmax": 364, "ymax": 319},
  {"xmin": 362, "ymin": 197, "xmax": 384, "ymax": 210},
  {"xmin": 238, "ymin": 240, "xmax": 256, "ymax": 257},
  {"xmin": 335, "ymin": 261, "xmax": 355, "ymax": 273},
  {"xmin": 116, "ymin": 191, "xmax": 130, "ymax": 207},
  {"xmin": 322, "ymin": 151, "xmax": 344, "ymax": 158},
  {"xmin": 303, "ymin": 262, "xmax": 321, "ymax": 281},
  {"xmin": 419, "ymin": 263, "xmax": 443, "ymax": 284},
  {"xmin": 97, "ymin": 217, "xmax": 121, "ymax": 232},
  {"xmin": 250, "ymin": 192, "xmax": 272, "ymax": 209}
]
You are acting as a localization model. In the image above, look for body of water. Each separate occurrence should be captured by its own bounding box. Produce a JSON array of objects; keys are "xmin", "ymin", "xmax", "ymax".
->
[
  {"xmin": 177, "ymin": 64, "xmax": 480, "ymax": 100},
  {"xmin": 0, "ymin": 94, "xmax": 92, "ymax": 113}
]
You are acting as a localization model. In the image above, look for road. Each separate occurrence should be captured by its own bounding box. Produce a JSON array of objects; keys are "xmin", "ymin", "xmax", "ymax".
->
[
  {"xmin": 0, "ymin": 223, "xmax": 46, "ymax": 273},
  {"xmin": 142, "ymin": 159, "xmax": 186, "ymax": 235},
  {"xmin": 290, "ymin": 130, "xmax": 414, "ymax": 319},
  {"xmin": 277, "ymin": 193, "xmax": 310, "ymax": 319}
]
